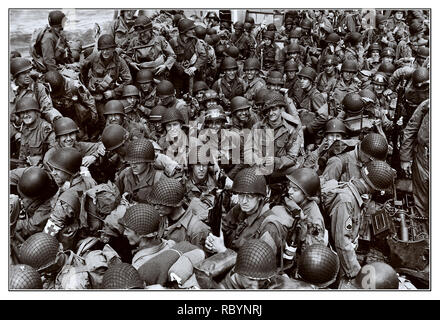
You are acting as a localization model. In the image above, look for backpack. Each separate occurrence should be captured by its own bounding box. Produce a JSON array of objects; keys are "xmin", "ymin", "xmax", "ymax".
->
[{"xmin": 30, "ymin": 27, "xmax": 50, "ymax": 72}]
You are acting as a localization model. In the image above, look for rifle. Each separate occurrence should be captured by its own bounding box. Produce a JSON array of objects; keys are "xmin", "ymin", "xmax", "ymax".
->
[
  {"xmin": 207, "ymin": 188, "xmax": 224, "ymax": 237},
  {"xmin": 391, "ymin": 82, "xmax": 405, "ymax": 176}
]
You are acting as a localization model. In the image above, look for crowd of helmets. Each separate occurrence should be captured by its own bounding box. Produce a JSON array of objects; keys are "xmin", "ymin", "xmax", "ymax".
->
[{"xmin": 9, "ymin": 9, "xmax": 429, "ymax": 290}]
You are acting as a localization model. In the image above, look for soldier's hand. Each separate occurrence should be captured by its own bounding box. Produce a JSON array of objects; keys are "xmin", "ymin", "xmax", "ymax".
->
[
  {"xmin": 82, "ymin": 155, "xmax": 97, "ymax": 167},
  {"xmin": 97, "ymin": 143, "xmax": 106, "ymax": 156},
  {"xmin": 103, "ymin": 90, "xmax": 113, "ymax": 100},
  {"xmin": 383, "ymin": 89, "xmax": 393, "ymax": 96},
  {"xmin": 205, "ymin": 232, "xmax": 226, "ymax": 253},
  {"xmin": 155, "ymin": 64, "xmax": 167, "ymax": 75},
  {"xmin": 14, "ymin": 132, "xmax": 21, "ymax": 141},
  {"xmin": 400, "ymin": 161, "xmax": 412, "ymax": 176},
  {"xmin": 184, "ymin": 66, "xmax": 197, "ymax": 77},
  {"xmin": 397, "ymin": 116, "xmax": 403, "ymax": 126}
]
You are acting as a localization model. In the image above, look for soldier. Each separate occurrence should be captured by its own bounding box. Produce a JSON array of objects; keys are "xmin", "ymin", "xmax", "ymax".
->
[
  {"xmin": 283, "ymin": 60, "xmax": 300, "ymax": 98},
  {"xmin": 120, "ymin": 85, "xmax": 145, "ymax": 122},
  {"xmin": 316, "ymin": 55, "xmax": 338, "ymax": 99},
  {"xmin": 231, "ymin": 22, "xmax": 255, "ymax": 60},
  {"xmin": 242, "ymin": 58, "xmax": 266, "ymax": 102},
  {"xmin": 125, "ymin": 15, "xmax": 176, "ymax": 80},
  {"xmin": 148, "ymin": 105, "xmax": 167, "ymax": 141},
  {"xmin": 102, "ymin": 100, "xmax": 148, "ymax": 139},
  {"xmin": 135, "ymin": 69, "xmax": 157, "ymax": 111},
  {"xmin": 110, "ymin": 9, "xmax": 137, "ymax": 51},
  {"xmin": 365, "ymin": 42, "xmax": 382, "ymax": 71},
  {"xmin": 331, "ymin": 59, "xmax": 360, "ymax": 110},
  {"xmin": 212, "ymin": 57, "xmax": 246, "ymax": 110},
  {"xmin": 10, "ymin": 167, "xmax": 59, "ymax": 240},
  {"xmin": 251, "ymin": 88, "xmax": 270, "ymax": 117},
  {"xmin": 230, "ymin": 96, "xmax": 259, "ymax": 131},
  {"xmin": 43, "ymin": 147, "xmax": 97, "ymax": 249},
  {"xmin": 414, "ymin": 46, "xmax": 429, "ymax": 69},
  {"xmin": 169, "ymin": 18, "xmax": 208, "ymax": 96},
  {"xmin": 145, "ymin": 177, "xmax": 211, "ymax": 249},
  {"xmin": 322, "ymin": 132, "xmax": 388, "ymax": 182},
  {"xmin": 256, "ymin": 31, "xmax": 280, "ymax": 72},
  {"xmin": 30, "ymin": 10, "xmax": 72, "ymax": 72},
  {"xmin": 119, "ymin": 203, "xmax": 176, "ymax": 269},
  {"xmin": 265, "ymin": 70, "xmax": 284, "ymax": 93},
  {"xmin": 115, "ymin": 139, "xmax": 164, "ymax": 203},
  {"xmin": 293, "ymin": 66, "xmax": 326, "ymax": 114},
  {"xmin": 156, "ymin": 80, "xmax": 190, "ymax": 124},
  {"xmin": 191, "ymin": 81, "xmax": 209, "ymax": 117},
  {"xmin": 327, "ymin": 160, "xmax": 395, "ymax": 279},
  {"xmin": 364, "ymin": 14, "xmax": 397, "ymax": 49},
  {"xmin": 14, "ymin": 97, "xmax": 56, "ymax": 167},
  {"xmin": 299, "ymin": 18, "xmax": 315, "ymax": 48},
  {"xmin": 43, "ymin": 117, "xmax": 105, "ymax": 169},
  {"xmin": 343, "ymin": 32, "xmax": 365, "ymax": 68},
  {"xmin": 10, "ymin": 58, "xmax": 62, "ymax": 124},
  {"xmin": 316, "ymin": 32, "xmax": 342, "ymax": 73},
  {"xmin": 80, "ymin": 34, "xmax": 132, "ymax": 127},
  {"xmin": 159, "ymin": 107, "xmax": 188, "ymax": 167},
  {"xmin": 400, "ymin": 99, "xmax": 429, "ymax": 224},
  {"xmin": 250, "ymin": 91, "xmax": 304, "ymax": 176},
  {"xmin": 44, "ymin": 70, "xmax": 98, "ymax": 140}
]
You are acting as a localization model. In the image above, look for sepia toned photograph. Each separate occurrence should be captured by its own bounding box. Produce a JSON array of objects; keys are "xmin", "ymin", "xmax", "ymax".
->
[{"xmin": 8, "ymin": 8, "xmax": 430, "ymax": 291}]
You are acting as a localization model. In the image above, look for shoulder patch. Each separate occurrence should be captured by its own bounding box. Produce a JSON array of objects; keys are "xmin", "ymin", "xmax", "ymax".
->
[{"xmin": 344, "ymin": 216, "xmax": 353, "ymax": 231}]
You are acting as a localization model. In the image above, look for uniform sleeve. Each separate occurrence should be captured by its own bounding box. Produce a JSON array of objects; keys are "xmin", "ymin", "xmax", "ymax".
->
[
  {"xmin": 322, "ymin": 155, "xmax": 344, "ymax": 182},
  {"xmin": 113, "ymin": 57, "xmax": 132, "ymax": 97},
  {"xmin": 400, "ymin": 100, "xmax": 429, "ymax": 162},
  {"xmin": 160, "ymin": 37, "xmax": 177, "ymax": 70},
  {"xmin": 306, "ymin": 103, "xmax": 329, "ymax": 135},
  {"xmin": 194, "ymin": 39, "xmax": 208, "ymax": 71},
  {"xmin": 41, "ymin": 34, "xmax": 58, "ymax": 72},
  {"xmin": 311, "ymin": 91, "xmax": 326, "ymax": 113},
  {"xmin": 17, "ymin": 203, "xmax": 52, "ymax": 238},
  {"xmin": 36, "ymin": 83, "xmax": 62, "ymax": 123},
  {"xmin": 331, "ymin": 201, "xmax": 361, "ymax": 278}
]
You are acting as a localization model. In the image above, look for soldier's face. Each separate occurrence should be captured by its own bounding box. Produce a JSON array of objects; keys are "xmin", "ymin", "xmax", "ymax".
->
[
  {"xmin": 123, "ymin": 227, "xmax": 141, "ymax": 246},
  {"xmin": 123, "ymin": 10, "xmax": 135, "ymax": 21},
  {"xmin": 130, "ymin": 162, "xmax": 148, "ymax": 176},
  {"xmin": 225, "ymin": 69, "xmax": 237, "ymax": 81},
  {"xmin": 299, "ymin": 76, "xmax": 312, "ymax": 89},
  {"xmin": 325, "ymin": 64, "xmax": 335, "ymax": 74},
  {"xmin": 50, "ymin": 168, "xmax": 71, "ymax": 186},
  {"xmin": 106, "ymin": 114, "xmax": 123, "ymax": 125},
  {"xmin": 101, "ymin": 48, "xmax": 115, "ymax": 60},
  {"xmin": 268, "ymin": 106, "xmax": 282, "ymax": 122},
  {"xmin": 245, "ymin": 70, "xmax": 257, "ymax": 80},
  {"xmin": 326, "ymin": 133, "xmax": 343, "ymax": 145},
  {"xmin": 238, "ymin": 193, "xmax": 260, "ymax": 213},
  {"xmin": 19, "ymin": 110, "xmax": 39, "ymax": 126},
  {"xmin": 195, "ymin": 90, "xmax": 206, "ymax": 102},
  {"xmin": 192, "ymin": 164, "xmax": 208, "ymax": 181},
  {"xmin": 59, "ymin": 132, "xmax": 77, "ymax": 148},
  {"xmin": 263, "ymin": 38, "xmax": 272, "ymax": 46},
  {"xmin": 371, "ymin": 51, "xmax": 380, "ymax": 61},
  {"xmin": 139, "ymin": 82, "xmax": 153, "ymax": 93},
  {"xmin": 235, "ymin": 108, "xmax": 250, "ymax": 122},
  {"xmin": 165, "ymin": 121, "xmax": 182, "ymax": 137},
  {"xmin": 342, "ymin": 71, "xmax": 355, "ymax": 82},
  {"xmin": 286, "ymin": 71, "xmax": 296, "ymax": 79},
  {"xmin": 382, "ymin": 57, "xmax": 393, "ymax": 64},
  {"xmin": 373, "ymin": 83, "xmax": 385, "ymax": 94},
  {"xmin": 126, "ymin": 96, "xmax": 139, "ymax": 107},
  {"xmin": 268, "ymin": 83, "xmax": 282, "ymax": 91},
  {"xmin": 288, "ymin": 183, "xmax": 306, "ymax": 205},
  {"xmin": 206, "ymin": 120, "xmax": 223, "ymax": 133},
  {"xmin": 159, "ymin": 95, "xmax": 174, "ymax": 106},
  {"xmin": 16, "ymin": 70, "xmax": 32, "ymax": 87},
  {"xmin": 154, "ymin": 204, "xmax": 174, "ymax": 217},
  {"xmin": 235, "ymin": 28, "xmax": 243, "ymax": 36},
  {"xmin": 139, "ymin": 30, "xmax": 152, "ymax": 43}
]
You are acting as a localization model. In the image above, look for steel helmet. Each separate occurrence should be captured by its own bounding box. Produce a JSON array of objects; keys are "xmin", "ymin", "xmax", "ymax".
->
[
  {"xmin": 53, "ymin": 117, "xmax": 79, "ymax": 137},
  {"xmin": 136, "ymin": 69, "xmax": 154, "ymax": 84},
  {"xmin": 360, "ymin": 133, "xmax": 388, "ymax": 161},
  {"xmin": 298, "ymin": 66, "xmax": 317, "ymax": 82},
  {"xmin": 369, "ymin": 42, "xmax": 381, "ymax": 53},
  {"xmin": 225, "ymin": 46, "xmax": 240, "ymax": 59},
  {"xmin": 361, "ymin": 160, "xmax": 395, "ymax": 192},
  {"xmin": 289, "ymin": 27, "xmax": 302, "ymax": 39},
  {"xmin": 18, "ymin": 166, "xmax": 58, "ymax": 199},
  {"xmin": 346, "ymin": 32, "xmax": 362, "ymax": 45},
  {"xmin": 125, "ymin": 139, "xmax": 155, "ymax": 163},
  {"xmin": 193, "ymin": 81, "xmax": 209, "ymax": 93},
  {"xmin": 119, "ymin": 203, "xmax": 161, "ymax": 236},
  {"xmin": 323, "ymin": 55, "xmax": 337, "ymax": 67},
  {"xmin": 287, "ymin": 43, "xmax": 301, "ymax": 54},
  {"xmin": 19, "ymin": 233, "xmax": 60, "ymax": 271},
  {"xmin": 375, "ymin": 14, "xmax": 387, "ymax": 25},
  {"xmin": 412, "ymin": 67, "xmax": 429, "ymax": 86},
  {"xmin": 263, "ymin": 91, "xmax": 286, "ymax": 111},
  {"xmin": 359, "ymin": 88, "xmax": 378, "ymax": 104},
  {"xmin": 230, "ymin": 96, "xmax": 250, "ymax": 114},
  {"xmin": 378, "ymin": 62, "xmax": 396, "ymax": 77},
  {"xmin": 234, "ymin": 22, "xmax": 244, "ymax": 31},
  {"xmin": 372, "ymin": 73, "xmax": 388, "ymax": 86},
  {"xmin": 300, "ymin": 18, "xmax": 313, "ymax": 30},
  {"xmin": 10, "ymin": 57, "xmax": 32, "ymax": 78},
  {"xmin": 409, "ymin": 21, "xmax": 424, "ymax": 34},
  {"xmin": 234, "ymin": 239, "xmax": 277, "ymax": 280},
  {"xmin": 44, "ymin": 70, "xmax": 66, "ymax": 95},
  {"xmin": 178, "ymin": 18, "xmax": 196, "ymax": 34},
  {"xmin": 417, "ymin": 46, "xmax": 430, "ymax": 59},
  {"xmin": 267, "ymin": 23, "xmax": 277, "ymax": 31},
  {"xmin": 205, "ymin": 104, "xmax": 227, "ymax": 122},
  {"xmin": 243, "ymin": 58, "xmax": 260, "ymax": 71},
  {"xmin": 244, "ymin": 22, "xmax": 252, "ymax": 32},
  {"xmin": 381, "ymin": 47, "xmax": 395, "ymax": 58},
  {"xmin": 354, "ymin": 262, "xmax": 399, "ymax": 289},
  {"xmin": 157, "ymin": 80, "xmax": 175, "ymax": 96},
  {"xmin": 245, "ymin": 16, "xmax": 255, "ymax": 24},
  {"xmin": 134, "ymin": 15, "xmax": 152, "ymax": 31},
  {"xmin": 102, "ymin": 263, "xmax": 144, "ymax": 289},
  {"xmin": 47, "ymin": 147, "xmax": 82, "ymax": 176},
  {"xmin": 203, "ymin": 89, "xmax": 219, "ymax": 102},
  {"xmin": 173, "ymin": 14, "xmax": 184, "ymax": 27},
  {"xmin": 161, "ymin": 107, "xmax": 185, "ymax": 125},
  {"xmin": 97, "ymin": 34, "xmax": 116, "ymax": 50},
  {"xmin": 9, "ymin": 264, "xmax": 43, "ymax": 289},
  {"xmin": 146, "ymin": 177, "xmax": 186, "ymax": 207},
  {"xmin": 232, "ymin": 167, "xmax": 267, "ymax": 197},
  {"xmin": 325, "ymin": 32, "xmax": 340, "ymax": 43},
  {"xmin": 215, "ymin": 44, "xmax": 226, "ymax": 56},
  {"xmin": 194, "ymin": 25, "xmax": 207, "ymax": 39},
  {"xmin": 222, "ymin": 57, "xmax": 238, "ymax": 70},
  {"xmin": 206, "ymin": 27, "xmax": 217, "ymax": 35},
  {"xmin": 286, "ymin": 168, "xmax": 320, "ymax": 198},
  {"xmin": 101, "ymin": 124, "xmax": 129, "ymax": 151},
  {"xmin": 297, "ymin": 244, "xmax": 340, "ymax": 288},
  {"xmin": 325, "ymin": 118, "xmax": 347, "ymax": 135},
  {"xmin": 149, "ymin": 105, "xmax": 167, "ymax": 122},
  {"xmin": 48, "ymin": 10, "xmax": 65, "ymax": 27},
  {"xmin": 103, "ymin": 100, "xmax": 125, "ymax": 116},
  {"xmin": 266, "ymin": 70, "xmax": 284, "ymax": 85},
  {"xmin": 122, "ymin": 85, "xmax": 140, "ymax": 98},
  {"xmin": 262, "ymin": 31, "xmax": 275, "ymax": 41},
  {"xmin": 285, "ymin": 60, "xmax": 299, "ymax": 72},
  {"xmin": 341, "ymin": 59, "xmax": 358, "ymax": 73},
  {"xmin": 210, "ymin": 34, "xmax": 220, "ymax": 45},
  {"xmin": 15, "ymin": 97, "xmax": 40, "ymax": 114},
  {"xmin": 255, "ymin": 88, "xmax": 270, "ymax": 105},
  {"xmin": 342, "ymin": 92, "xmax": 364, "ymax": 115}
]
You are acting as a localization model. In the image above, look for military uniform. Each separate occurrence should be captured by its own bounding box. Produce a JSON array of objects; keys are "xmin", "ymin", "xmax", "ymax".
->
[
  {"xmin": 18, "ymin": 117, "xmax": 56, "ymax": 165},
  {"xmin": 139, "ymin": 87, "xmax": 158, "ymax": 110},
  {"xmin": 343, "ymin": 47, "xmax": 365, "ymax": 70},
  {"xmin": 230, "ymin": 32, "xmax": 255, "ymax": 60},
  {"xmin": 243, "ymin": 77, "xmax": 266, "ymax": 102},
  {"xmin": 115, "ymin": 166, "xmax": 163, "ymax": 203},
  {"xmin": 110, "ymin": 16, "xmax": 136, "ymax": 51},
  {"xmin": 331, "ymin": 79, "xmax": 360, "ymax": 113},
  {"xmin": 400, "ymin": 99, "xmax": 429, "ymax": 219},
  {"xmin": 322, "ymin": 145, "xmax": 362, "ymax": 182},
  {"xmin": 212, "ymin": 76, "xmax": 246, "ymax": 108},
  {"xmin": 328, "ymin": 181, "xmax": 364, "ymax": 278},
  {"xmin": 316, "ymin": 72, "xmax": 338, "ymax": 98},
  {"xmin": 255, "ymin": 42, "xmax": 281, "ymax": 71}
]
